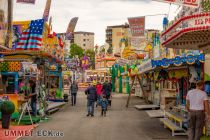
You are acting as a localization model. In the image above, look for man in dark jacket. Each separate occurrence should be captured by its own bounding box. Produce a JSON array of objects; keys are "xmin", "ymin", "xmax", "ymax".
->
[
  {"xmin": 85, "ymin": 81, "xmax": 97, "ymax": 117},
  {"xmin": 70, "ymin": 81, "xmax": 78, "ymax": 106},
  {"xmin": 102, "ymin": 80, "xmax": 111, "ymax": 100}
]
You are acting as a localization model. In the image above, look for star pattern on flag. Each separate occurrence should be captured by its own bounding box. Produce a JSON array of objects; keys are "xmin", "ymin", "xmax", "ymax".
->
[{"xmin": 30, "ymin": 19, "xmax": 44, "ymax": 35}]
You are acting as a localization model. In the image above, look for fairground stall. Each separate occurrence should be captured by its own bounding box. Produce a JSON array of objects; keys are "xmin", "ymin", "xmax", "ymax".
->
[
  {"xmin": 0, "ymin": 19, "xmax": 65, "ymax": 122},
  {"xmin": 158, "ymin": 0, "xmax": 210, "ymax": 136}
]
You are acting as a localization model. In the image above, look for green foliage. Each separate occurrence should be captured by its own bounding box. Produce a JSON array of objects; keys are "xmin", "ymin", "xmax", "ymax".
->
[
  {"xmin": 69, "ymin": 44, "xmax": 84, "ymax": 58},
  {"xmin": 101, "ymin": 48, "xmax": 105, "ymax": 52},
  {"xmin": 0, "ymin": 101, "xmax": 15, "ymax": 114},
  {"xmin": 85, "ymin": 49, "xmax": 95, "ymax": 69},
  {"xmin": 107, "ymin": 45, "xmax": 113, "ymax": 54},
  {"xmin": 202, "ymin": 0, "xmax": 210, "ymax": 12}
]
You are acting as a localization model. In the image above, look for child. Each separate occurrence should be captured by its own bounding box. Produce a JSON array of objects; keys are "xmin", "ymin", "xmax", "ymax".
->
[{"xmin": 99, "ymin": 94, "xmax": 108, "ymax": 117}]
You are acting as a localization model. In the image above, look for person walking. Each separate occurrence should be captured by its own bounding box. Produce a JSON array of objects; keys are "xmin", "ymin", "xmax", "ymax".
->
[
  {"xmin": 102, "ymin": 79, "xmax": 112, "ymax": 106},
  {"xmin": 85, "ymin": 81, "xmax": 97, "ymax": 117},
  {"xmin": 186, "ymin": 81, "xmax": 209, "ymax": 140},
  {"xmin": 96, "ymin": 82, "xmax": 103, "ymax": 107},
  {"xmin": 99, "ymin": 94, "xmax": 108, "ymax": 117},
  {"xmin": 70, "ymin": 81, "xmax": 78, "ymax": 106}
]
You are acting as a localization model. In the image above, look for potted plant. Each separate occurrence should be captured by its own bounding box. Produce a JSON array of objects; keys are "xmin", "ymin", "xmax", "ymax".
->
[
  {"xmin": 63, "ymin": 94, "xmax": 69, "ymax": 102},
  {"xmin": 0, "ymin": 101, "xmax": 15, "ymax": 129}
]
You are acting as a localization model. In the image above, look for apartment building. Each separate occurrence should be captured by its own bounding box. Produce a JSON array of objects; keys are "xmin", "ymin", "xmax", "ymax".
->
[{"xmin": 74, "ymin": 31, "xmax": 94, "ymax": 50}]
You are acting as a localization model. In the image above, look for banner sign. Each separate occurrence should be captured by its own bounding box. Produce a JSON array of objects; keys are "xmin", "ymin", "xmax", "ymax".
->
[
  {"xmin": 21, "ymin": 62, "xmax": 38, "ymax": 74},
  {"xmin": 161, "ymin": 13, "xmax": 210, "ymax": 46},
  {"xmin": 128, "ymin": 16, "xmax": 145, "ymax": 37},
  {"xmin": 16, "ymin": 0, "xmax": 36, "ymax": 4},
  {"xmin": 137, "ymin": 59, "xmax": 153, "ymax": 74},
  {"xmin": 66, "ymin": 17, "xmax": 79, "ymax": 40},
  {"xmin": 131, "ymin": 37, "xmax": 146, "ymax": 48},
  {"xmin": 116, "ymin": 58, "xmax": 130, "ymax": 66},
  {"xmin": 152, "ymin": 54, "xmax": 205, "ymax": 68},
  {"xmin": 153, "ymin": 0, "xmax": 200, "ymax": 8},
  {"xmin": 43, "ymin": 0, "xmax": 52, "ymax": 22}
]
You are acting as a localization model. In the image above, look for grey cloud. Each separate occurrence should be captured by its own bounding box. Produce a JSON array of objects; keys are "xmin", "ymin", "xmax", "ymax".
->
[{"xmin": 14, "ymin": 0, "xmax": 178, "ymax": 45}]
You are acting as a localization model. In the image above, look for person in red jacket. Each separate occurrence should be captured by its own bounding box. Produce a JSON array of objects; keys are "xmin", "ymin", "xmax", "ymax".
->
[{"xmin": 96, "ymin": 82, "xmax": 103, "ymax": 107}]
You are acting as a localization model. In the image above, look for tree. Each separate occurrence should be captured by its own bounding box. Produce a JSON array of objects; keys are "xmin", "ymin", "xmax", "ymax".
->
[
  {"xmin": 85, "ymin": 49, "xmax": 95, "ymax": 69},
  {"xmin": 107, "ymin": 45, "xmax": 113, "ymax": 54},
  {"xmin": 69, "ymin": 43, "xmax": 84, "ymax": 58}
]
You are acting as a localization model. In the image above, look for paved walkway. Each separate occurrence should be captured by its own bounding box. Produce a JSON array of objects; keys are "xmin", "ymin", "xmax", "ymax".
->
[{"xmin": 20, "ymin": 92, "xmax": 187, "ymax": 140}]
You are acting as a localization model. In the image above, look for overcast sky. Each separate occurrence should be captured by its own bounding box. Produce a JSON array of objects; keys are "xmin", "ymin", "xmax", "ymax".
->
[{"xmin": 13, "ymin": 0, "xmax": 179, "ymax": 45}]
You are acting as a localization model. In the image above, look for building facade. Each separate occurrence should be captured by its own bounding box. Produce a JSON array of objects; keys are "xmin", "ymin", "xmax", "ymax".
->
[
  {"xmin": 105, "ymin": 24, "xmax": 130, "ymax": 56},
  {"xmin": 74, "ymin": 31, "xmax": 94, "ymax": 50}
]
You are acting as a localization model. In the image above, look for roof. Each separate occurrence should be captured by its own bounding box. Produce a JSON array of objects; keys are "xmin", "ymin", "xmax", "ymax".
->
[
  {"xmin": 74, "ymin": 31, "xmax": 94, "ymax": 35},
  {"xmin": 107, "ymin": 24, "xmax": 129, "ymax": 29}
]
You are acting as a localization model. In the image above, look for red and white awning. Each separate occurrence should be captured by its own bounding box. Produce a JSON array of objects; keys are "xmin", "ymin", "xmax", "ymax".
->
[{"xmin": 161, "ymin": 13, "xmax": 210, "ymax": 51}]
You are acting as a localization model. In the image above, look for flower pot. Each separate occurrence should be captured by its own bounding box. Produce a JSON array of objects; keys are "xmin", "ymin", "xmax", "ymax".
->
[{"xmin": 2, "ymin": 113, "xmax": 11, "ymax": 129}]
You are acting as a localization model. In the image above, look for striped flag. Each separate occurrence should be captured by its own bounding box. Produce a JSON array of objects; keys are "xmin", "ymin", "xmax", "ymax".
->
[{"xmin": 16, "ymin": 19, "xmax": 44, "ymax": 50}]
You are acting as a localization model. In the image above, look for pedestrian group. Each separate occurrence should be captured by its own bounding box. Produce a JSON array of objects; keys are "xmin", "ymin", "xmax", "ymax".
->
[{"xmin": 85, "ymin": 79, "xmax": 112, "ymax": 117}]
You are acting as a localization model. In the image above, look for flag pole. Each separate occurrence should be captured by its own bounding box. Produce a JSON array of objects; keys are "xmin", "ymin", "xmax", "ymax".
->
[{"xmin": 7, "ymin": 0, "xmax": 13, "ymax": 48}]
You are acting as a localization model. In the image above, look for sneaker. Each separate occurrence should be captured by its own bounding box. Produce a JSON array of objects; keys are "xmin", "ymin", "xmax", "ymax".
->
[
  {"xmin": 86, "ymin": 114, "xmax": 90, "ymax": 117},
  {"xmin": 91, "ymin": 114, "xmax": 94, "ymax": 117}
]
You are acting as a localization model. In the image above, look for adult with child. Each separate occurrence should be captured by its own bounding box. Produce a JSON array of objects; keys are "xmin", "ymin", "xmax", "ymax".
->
[
  {"xmin": 102, "ymin": 79, "xmax": 112, "ymax": 106},
  {"xmin": 96, "ymin": 82, "xmax": 103, "ymax": 107},
  {"xmin": 85, "ymin": 81, "xmax": 97, "ymax": 117}
]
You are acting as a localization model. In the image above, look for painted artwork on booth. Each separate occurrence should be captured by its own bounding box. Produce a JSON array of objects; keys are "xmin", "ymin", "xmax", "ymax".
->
[
  {"xmin": 12, "ymin": 25, "xmax": 23, "ymax": 49},
  {"xmin": 0, "ymin": 94, "xmax": 19, "ymax": 112},
  {"xmin": 0, "ymin": 0, "xmax": 8, "ymax": 47}
]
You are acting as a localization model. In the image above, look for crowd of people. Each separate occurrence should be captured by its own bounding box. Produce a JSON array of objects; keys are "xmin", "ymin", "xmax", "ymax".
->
[
  {"xmin": 70, "ymin": 79, "xmax": 112, "ymax": 117},
  {"xmin": 85, "ymin": 80, "xmax": 112, "ymax": 117}
]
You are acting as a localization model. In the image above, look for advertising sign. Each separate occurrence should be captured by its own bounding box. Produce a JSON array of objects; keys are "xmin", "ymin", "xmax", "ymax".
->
[
  {"xmin": 116, "ymin": 58, "xmax": 130, "ymax": 66},
  {"xmin": 131, "ymin": 37, "xmax": 146, "ymax": 49},
  {"xmin": 43, "ymin": 0, "xmax": 52, "ymax": 22},
  {"xmin": 137, "ymin": 59, "xmax": 153, "ymax": 74},
  {"xmin": 153, "ymin": 0, "xmax": 200, "ymax": 8},
  {"xmin": 66, "ymin": 17, "xmax": 79, "ymax": 40},
  {"xmin": 16, "ymin": 0, "xmax": 36, "ymax": 4},
  {"xmin": 162, "ymin": 14, "xmax": 210, "ymax": 45},
  {"xmin": 128, "ymin": 16, "xmax": 145, "ymax": 37}
]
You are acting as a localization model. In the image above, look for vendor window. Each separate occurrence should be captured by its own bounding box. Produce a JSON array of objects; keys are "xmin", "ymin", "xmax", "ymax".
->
[{"xmin": 2, "ymin": 75, "xmax": 15, "ymax": 94}]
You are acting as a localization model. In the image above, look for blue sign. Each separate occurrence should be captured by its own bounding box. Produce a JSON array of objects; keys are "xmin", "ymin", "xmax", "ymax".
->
[{"xmin": 152, "ymin": 54, "xmax": 205, "ymax": 68}]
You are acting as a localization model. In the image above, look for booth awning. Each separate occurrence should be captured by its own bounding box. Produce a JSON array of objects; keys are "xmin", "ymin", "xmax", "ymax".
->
[{"xmin": 161, "ymin": 13, "xmax": 210, "ymax": 51}]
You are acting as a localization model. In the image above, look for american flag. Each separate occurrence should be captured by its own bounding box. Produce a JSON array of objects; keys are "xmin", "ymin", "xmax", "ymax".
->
[{"xmin": 16, "ymin": 19, "xmax": 44, "ymax": 50}]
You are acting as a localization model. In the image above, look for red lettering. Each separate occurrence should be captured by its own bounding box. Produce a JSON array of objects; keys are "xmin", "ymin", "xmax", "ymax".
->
[
  {"xmin": 17, "ymin": 131, "xmax": 24, "ymax": 136},
  {"xmin": 185, "ymin": 0, "xmax": 197, "ymax": 3},
  {"xmin": 205, "ymin": 18, "xmax": 208, "ymax": 24},
  {"xmin": 10, "ymin": 130, "xmax": 17, "ymax": 136}
]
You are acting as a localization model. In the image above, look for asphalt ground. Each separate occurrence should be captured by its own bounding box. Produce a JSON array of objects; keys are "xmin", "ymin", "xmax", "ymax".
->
[{"xmin": 20, "ymin": 91, "xmax": 187, "ymax": 140}]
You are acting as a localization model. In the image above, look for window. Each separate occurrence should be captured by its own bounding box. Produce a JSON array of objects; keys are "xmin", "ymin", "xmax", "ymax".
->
[
  {"xmin": 2, "ymin": 75, "xmax": 16, "ymax": 94},
  {"xmin": 83, "ymin": 39, "xmax": 86, "ymax": 41},
  {"xmin": 83, "ymin": 44, "xmax": 86, "ymax": 47}
]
